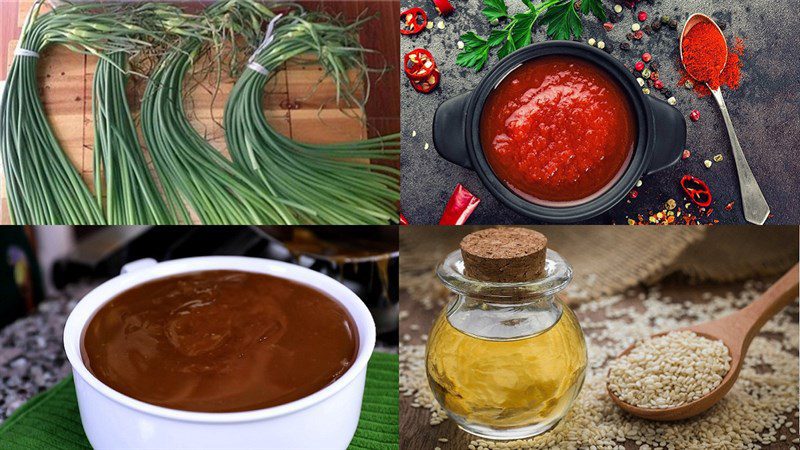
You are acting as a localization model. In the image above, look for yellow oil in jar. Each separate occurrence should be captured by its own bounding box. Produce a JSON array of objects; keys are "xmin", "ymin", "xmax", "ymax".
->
[{"xmin": 425, "ymin": 304, "xmax": 587, "ymax": 431}]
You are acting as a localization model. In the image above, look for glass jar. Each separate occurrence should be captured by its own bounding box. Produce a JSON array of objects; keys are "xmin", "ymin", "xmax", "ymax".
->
[{"xmin": 425, "ymin": 247, "xmax": 587, "ymax": 440}]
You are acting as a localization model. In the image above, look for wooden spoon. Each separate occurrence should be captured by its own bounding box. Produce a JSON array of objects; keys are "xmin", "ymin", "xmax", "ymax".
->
[{"xmin": 607, "ymin": 264, "xmax": 799, "ymax": 421}]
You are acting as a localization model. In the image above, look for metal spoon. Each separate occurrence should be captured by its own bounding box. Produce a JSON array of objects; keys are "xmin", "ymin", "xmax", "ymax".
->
[
  {"xmin": 680, "ymin": 14, "xmax": 769, "ymax": 225},
  {"xmin": 607, "ymin": 264, "xmax": 798, "ymax": 421}
]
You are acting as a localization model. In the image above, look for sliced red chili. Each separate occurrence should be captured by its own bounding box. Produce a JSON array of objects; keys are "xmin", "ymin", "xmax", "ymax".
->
[
  {"xmin": 411, "ymin": 68, "xmax": 440, "ymax": 93},
  {"xmin": 404, "ymin": 48, "xmax": 436, "ymax": 81},
  {"xmin": 432, "ymin": 0, "xmax": 455, "ymax": 16},
  {"xmin": 399, "ymin": 213, "xmax": 409, "ymax": 225},
  {"xmin": 400, "ymin": 7, "xmax": 427, "ymax": 35},
  {"xmin": 680, "ymin": 175, "xmax": 712, "ymax": 207},
  {"xmin": 439, "ymin": 184, "xmax": 480, "ymax": 225}
]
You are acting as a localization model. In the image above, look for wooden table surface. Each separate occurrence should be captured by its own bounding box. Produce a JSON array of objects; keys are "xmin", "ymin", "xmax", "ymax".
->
[
  {"xmin": 399, "ymin": 277, "xmax": 800, "ymax": 449},
  {"xmin": 0, "ymin": 0, "xmax": 400, "ymax": 224}
]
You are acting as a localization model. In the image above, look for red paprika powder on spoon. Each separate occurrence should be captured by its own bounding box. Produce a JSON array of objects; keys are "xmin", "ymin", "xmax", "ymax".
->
[{"xmin": 680, "ymin": 20, "xmax": 744, "ymax": 97}]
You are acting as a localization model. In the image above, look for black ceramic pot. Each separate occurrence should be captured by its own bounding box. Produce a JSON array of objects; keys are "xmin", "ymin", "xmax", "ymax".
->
[{"xmin": 433, "ymin": 41, "xmax": 686, "ymax": 223}]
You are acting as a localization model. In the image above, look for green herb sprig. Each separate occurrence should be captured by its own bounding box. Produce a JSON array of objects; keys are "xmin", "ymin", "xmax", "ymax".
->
[{"xmin": 457, "ymin": 0, "xmax": 606, "ymax": 71}]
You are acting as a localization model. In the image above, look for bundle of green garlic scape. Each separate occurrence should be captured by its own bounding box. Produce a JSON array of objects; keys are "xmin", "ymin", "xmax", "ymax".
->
[
  {"xmin": 224, "ymin": 8, "xmax": 401, "ymax": 224},
  {"xmin": 92, "ymin": 4, "xmax": 208, "ymax": 224},
  {"xmin": 0, "ymin": 1, "xmax": 164, "ymax": 224},
  {"xmin": 142, "ymin": 0, "xmax": 400, "ymax": 224},
  {"xmin": 1, "ymin": 0, "xmax": 399, "ymax": 224}
]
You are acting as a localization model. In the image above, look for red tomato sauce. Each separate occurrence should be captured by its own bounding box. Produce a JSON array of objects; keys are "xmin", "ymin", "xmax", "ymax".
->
[{"xmin": 480, "ymin": 56, "xmax": 636, "ymax": 204}]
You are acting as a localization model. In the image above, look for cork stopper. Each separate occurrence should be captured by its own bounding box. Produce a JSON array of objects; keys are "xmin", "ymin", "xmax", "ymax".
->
[{"xmin": 460, "ymin": 228, "xmax": 547, "ymax": 283}]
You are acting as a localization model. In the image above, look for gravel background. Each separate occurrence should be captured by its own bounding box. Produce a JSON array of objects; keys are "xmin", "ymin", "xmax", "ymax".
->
[
  {"xmin": 0, "ymin": 292, "xmax": 87, "ymax": 422},
  {"xmin": 400, "ymin": 0, "xmax": 800, "ymax": 224}
]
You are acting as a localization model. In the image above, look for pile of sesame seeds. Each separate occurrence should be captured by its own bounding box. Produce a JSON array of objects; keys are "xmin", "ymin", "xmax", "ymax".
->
[
  {"xmin": 607, "ymin": 330, "xmax": 731, "ymax": 409},
  {"xmin": 400, "ymin": 281, "xmax": 799, "ymax": 449}
]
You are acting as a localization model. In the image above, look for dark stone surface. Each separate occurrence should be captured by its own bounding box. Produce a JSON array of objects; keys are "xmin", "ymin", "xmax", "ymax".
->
[{"xmin": 400, "ymin": 0, "xmax": 800, "ymax": 224}]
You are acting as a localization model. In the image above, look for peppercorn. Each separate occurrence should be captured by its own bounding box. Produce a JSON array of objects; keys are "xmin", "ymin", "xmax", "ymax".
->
[
  {"xmin": 690, "ymin": 109, "xmax": 701, "ymax": 122},
  {"xmin": 668, "ymin": 19, "xmax": 678, "ymax": 29},
  {"xmin": 661, "ymin": 15, "xmax": 670, "ymax": 24},
  {"xmin": 620, "ymin": 42, "xmax": 631, "ymax": 50},
  {"xmin": 649, "ymin": 61, "xmax": 659, "ymax": 71},
  {"xmin": 635, "ymin": 61, "xmax": 645, "ymax": 71},
  {"xmin": 718, "ymin": 22, "xmax": 726, "ymax": 31},
  {"xmin": 603, "ymin": 45, "xmax": 613, "ymax": 54},
  {"xmin": 638, "ymin": 11, "xmax": 648, "ymax": 21},
  {"xmin": 650, "ymin": 71, "xmax": 659, "ymax": 80},
  {"xmin": 642, "ymin": 52, "xmax": 652, "ymax": 62},
  {"xmin": 626, "ymin": 32, "xmax": 633, "ymax": 40},
  {"xmin": 651, "ymin": 20, "xmax": 661, "ymax": 31},
  {"xmin": 630, "ymin": 189, "xmax": 638, "ymax": 199},
  {"xmin": 643, "ymin": 25, "xmax": 652, "ymax": 35},
  {"xmin": 662, "ymin": 88, "xmax": 672, "ymax": 98},
  {"xmin": 642, "ymin": 87, "xmax": 651, "ymax": 94},
  {"xmin": 682, "ymin": 149, "xmax": 690, "ymax": 159},
  {"xmin": 633, "ymin": 30, "xmax": 644, "ymax": 39},
  {"xmin": 654, "ymin": 80, "xmax": 664, "ymax": 89}
]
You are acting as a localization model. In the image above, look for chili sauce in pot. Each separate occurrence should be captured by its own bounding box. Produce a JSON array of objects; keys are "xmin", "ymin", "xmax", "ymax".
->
[{"xmin": 479, "ymin": 55, "xmax": 636, "ymax": 205}]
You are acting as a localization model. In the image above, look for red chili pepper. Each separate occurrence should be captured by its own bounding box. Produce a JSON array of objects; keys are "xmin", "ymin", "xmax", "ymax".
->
[
  {"xmin": 400, "ymin": 8, "xmax": 427, "ymax": 35},
  {"xmin": 404, "ymin": 48, "xmax": 436, "ymax": 81},
  {"xmin": 439, "ymin": 184, "xmax": 480, "ymax": 225},
  {"xmin": 432, "ymin": 0, "xmax": 455, "ymax": 16},
  {"xmin": 680, "ymin": 175, "xmax": 712, "ymax": 207},
  {"xmin": 411, "ymin": 68, "xmax": 440, "ymax": 93},
  {"xmin": 399, "ymin": 213, "xmax": 409, "ymax": 225}
]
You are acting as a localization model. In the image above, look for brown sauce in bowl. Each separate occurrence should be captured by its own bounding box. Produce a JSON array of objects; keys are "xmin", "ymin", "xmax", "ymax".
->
[{"xmin": 82, "ymin": 270, "xmax": 359, "ymax": 413}]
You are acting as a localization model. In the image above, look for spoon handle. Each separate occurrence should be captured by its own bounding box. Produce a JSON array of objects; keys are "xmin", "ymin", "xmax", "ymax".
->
[
  {"xmin": 709, "ymin": 88, "xmax": 770, "ymax": 225},
  {"xmin": 739, "ymin": 264, "xmax": 799, "ymax": 345}
]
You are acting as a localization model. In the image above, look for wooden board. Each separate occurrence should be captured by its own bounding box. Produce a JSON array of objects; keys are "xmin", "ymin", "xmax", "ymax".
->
[{"xmin": 0, "ymin": 0, "xmax": 400, "ymax": 224}]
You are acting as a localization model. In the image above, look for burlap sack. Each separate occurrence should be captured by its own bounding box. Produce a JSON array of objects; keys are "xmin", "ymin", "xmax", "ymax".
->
[{"xmin": 400, "ymin": 226, "xmax": 798, "ymax": 303}]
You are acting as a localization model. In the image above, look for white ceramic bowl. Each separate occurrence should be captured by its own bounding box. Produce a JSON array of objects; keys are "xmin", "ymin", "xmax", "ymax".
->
[{"xmin": 63, "ymin": 256, "xmax": 376, "ymax": 450}]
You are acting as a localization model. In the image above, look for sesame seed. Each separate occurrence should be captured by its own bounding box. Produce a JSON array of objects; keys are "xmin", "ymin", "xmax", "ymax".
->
[{"xmin": 608, "ymin": 331, "xmax": 731, "ymax": 409}]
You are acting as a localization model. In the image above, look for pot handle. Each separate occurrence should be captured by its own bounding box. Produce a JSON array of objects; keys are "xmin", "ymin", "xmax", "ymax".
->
[
  {"xmin": 433, "ymin": 92, "xmax": 473, "ymax": 169},
  {"xmin": 121, "ymin": 258, "xmax": 158, "ymax": 275},
  {"xmin": 645, "ymin": 95, "xmax": 687, "ymax": 174}
]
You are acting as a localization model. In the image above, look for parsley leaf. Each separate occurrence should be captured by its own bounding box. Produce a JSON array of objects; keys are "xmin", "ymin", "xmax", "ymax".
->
[
  {"xmin": 456, "ymin": 0, "xmax": 606, "ymax": 71},
  {"xmin": 509, "ymin": 11, "xmax": 537, "ymax": 49},
  {"xmin": 539, "ymin": 0, "xmax": 582, "ymax": 40},
  {"xmin": 581, "ymin": 0, "xmax": 606, "ymax": 21},
  {"xmin": 482, "ymin": 0, "xmax": 508, "ymax": 22},
  {"xmin": 456, "ymin": 32, "xmax": 491, "ymax": 70},
  {"xmin": 496, "ymin": 38, "xmax": 517, "ymax": 60}
]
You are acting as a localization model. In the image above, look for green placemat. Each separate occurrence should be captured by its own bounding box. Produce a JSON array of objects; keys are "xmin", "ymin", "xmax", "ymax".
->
[{"xmin": 0, "ymin": 352, "xmax": 398, "ymax": 450}]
